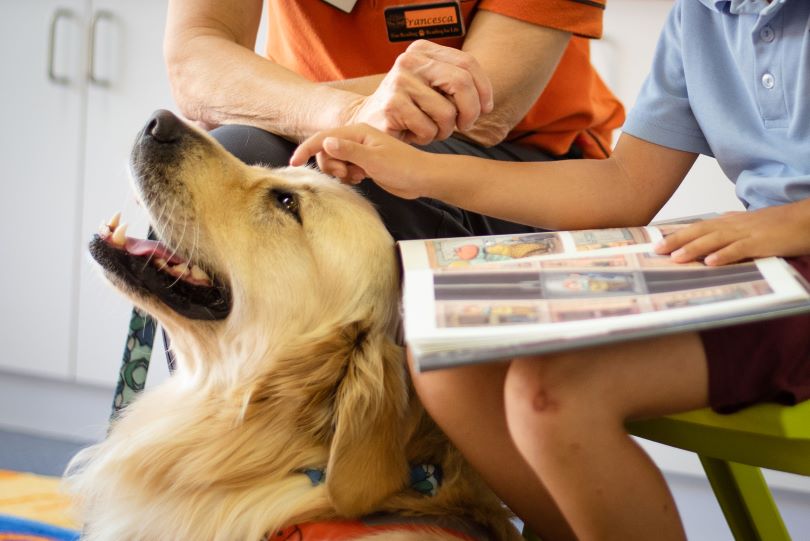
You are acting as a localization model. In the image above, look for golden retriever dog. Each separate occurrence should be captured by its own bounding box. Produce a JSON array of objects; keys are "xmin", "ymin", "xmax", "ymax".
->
[{"xmin": 66, "ymin": 110, "xmax": 522, "ymax": 541}]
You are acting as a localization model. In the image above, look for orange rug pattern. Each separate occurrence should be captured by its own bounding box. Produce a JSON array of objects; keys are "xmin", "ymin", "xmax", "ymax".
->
[{"xmin": 0, "ymin": 470, "xmax": 78, "ymax": 530}]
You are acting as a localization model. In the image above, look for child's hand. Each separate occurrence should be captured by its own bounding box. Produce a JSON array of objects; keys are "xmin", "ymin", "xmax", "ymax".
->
[
  {"xmin": 654, "ymin": 199, "xmax": 810, "ymax": 265},
  {"xmin": 290, "ymin": 124, "xmax": 430, "ymax": 200}
]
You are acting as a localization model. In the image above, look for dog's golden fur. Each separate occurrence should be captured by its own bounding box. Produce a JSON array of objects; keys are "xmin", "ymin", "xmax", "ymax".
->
[{"xmin": 66, "ymin": 113, "xmax": 521, "ymax": 541}]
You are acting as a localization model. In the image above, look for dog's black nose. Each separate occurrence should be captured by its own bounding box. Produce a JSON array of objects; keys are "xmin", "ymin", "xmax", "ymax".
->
[{"xmin": 144, "ymin": 109, "xmax": 182, "ymax": 143}]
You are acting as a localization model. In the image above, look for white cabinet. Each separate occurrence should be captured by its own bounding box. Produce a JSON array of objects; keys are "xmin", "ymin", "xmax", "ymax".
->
[
  {"xmin": 0, "ymin": 0, "xmax": 87, "ymax": 379},
  {"xmin": 74, "ymin": 0, "xmax": 175, "ymax": 386},
  {"xmin": 0, "ymin": 0, "xmax": 174, "ymax": 384}
]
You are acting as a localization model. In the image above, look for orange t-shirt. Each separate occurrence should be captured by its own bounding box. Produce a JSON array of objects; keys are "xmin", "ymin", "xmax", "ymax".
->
[{"xmin": 264, "ymin": 0, "xmax": 623, "ymax": 159}]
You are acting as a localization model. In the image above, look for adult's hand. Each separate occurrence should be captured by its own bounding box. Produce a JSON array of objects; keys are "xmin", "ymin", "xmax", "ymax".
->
[{"xmin": 342, "ymin": 40, "xmax": 494, "ymax": 145}]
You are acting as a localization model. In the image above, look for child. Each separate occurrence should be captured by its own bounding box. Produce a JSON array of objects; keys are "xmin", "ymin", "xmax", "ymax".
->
[{"xmin": 291, "ymin": 1, "xmax": 810, "ymax": 539}]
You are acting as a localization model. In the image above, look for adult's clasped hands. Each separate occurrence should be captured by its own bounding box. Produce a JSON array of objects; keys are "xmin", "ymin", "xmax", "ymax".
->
[{"xmin": 342, "ymin": 39, "xmax": 494, "ymax": 145}]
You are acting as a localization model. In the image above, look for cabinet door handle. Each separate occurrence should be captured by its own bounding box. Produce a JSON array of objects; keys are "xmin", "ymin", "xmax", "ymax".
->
[
  {"xmin": 47, "ymin": 8, "xmax": 76, "ymax": 85},
  {"xmin": 88, "ymin": 10, "xmax": 114, "ymax": 87}
]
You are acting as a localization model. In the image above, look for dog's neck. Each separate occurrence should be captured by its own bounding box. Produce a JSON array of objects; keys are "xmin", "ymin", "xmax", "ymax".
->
[{"xmin": 70, "ymin": 312, "xmax": 415, "ymax": 540}]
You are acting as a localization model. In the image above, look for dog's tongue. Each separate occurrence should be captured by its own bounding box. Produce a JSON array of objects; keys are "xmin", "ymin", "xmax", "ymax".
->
[{"xmin": 124, "ymin": 238, "xmax": 186, "ymax": 264}]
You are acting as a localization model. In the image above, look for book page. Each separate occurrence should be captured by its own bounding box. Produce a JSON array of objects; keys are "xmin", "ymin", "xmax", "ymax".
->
[{"xmin": 398, "ymin": 225, "xmax": 810, "ymax": 370}]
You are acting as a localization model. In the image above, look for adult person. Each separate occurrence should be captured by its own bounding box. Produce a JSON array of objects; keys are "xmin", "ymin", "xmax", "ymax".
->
[
  {"xmin": 291, "ymin": 1, "xmax": 810, "ymax": 539},
  {"xmin": 163, "ymin": 0, "xmax": 623, "ymax": 241}
]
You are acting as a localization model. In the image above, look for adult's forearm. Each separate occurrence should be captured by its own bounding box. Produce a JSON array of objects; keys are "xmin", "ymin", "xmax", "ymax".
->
[
  {"xmin": 166, "ymin": 34, "xmax": 362, "ymax": 140},
  {"xmin": 460, "ymin": 12, "xmax": 571, "ymax": 147}
]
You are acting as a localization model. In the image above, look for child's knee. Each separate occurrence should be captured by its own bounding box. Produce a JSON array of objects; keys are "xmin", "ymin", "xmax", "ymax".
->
[
  {"xmin": 504, "ymin": 355, "xmax": 600, "ymax": 428},
  {"xmin": 504, "ymin": 357, "xmax": 569, "ymax": 424}
]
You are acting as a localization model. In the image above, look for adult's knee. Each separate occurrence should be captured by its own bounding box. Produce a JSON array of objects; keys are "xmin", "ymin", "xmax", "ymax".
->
[{"xmin": 209, "ymin": 125, "xmax": 297, "ymax": 167}]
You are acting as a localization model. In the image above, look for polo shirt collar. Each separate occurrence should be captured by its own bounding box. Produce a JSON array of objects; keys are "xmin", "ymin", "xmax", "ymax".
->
[{"xmin": 696, "ymin": 0, "xmax": 788, "ymax": 15}]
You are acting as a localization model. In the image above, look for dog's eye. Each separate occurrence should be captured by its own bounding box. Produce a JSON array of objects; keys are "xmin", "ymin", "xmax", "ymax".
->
[{"xmin": 270, "ymin": 189, "xmax": 301, "ymax": 221}]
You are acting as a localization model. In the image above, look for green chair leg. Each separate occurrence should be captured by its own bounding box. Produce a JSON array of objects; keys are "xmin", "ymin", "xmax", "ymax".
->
[{"xmin": 700, "ymin": 457, "xmax": 791, "ymax": 541}]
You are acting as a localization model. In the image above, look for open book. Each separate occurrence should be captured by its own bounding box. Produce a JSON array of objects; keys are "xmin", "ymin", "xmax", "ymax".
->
[{"xmin": 398, "ymin": 222, "xmax": 810, "ymax": 372}]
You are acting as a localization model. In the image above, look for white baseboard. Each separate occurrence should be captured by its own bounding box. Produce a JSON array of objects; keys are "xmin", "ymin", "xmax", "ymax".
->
[{"xmin": 0, "ymin": 370, "xmax": 112, "ymax": 443}]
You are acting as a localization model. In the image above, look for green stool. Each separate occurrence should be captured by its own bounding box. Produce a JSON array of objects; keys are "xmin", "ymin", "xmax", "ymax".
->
[
  {"xmin": 522, "ymin": 401, "xmax": 810, "ymax": 541},
  {"xmin": 627, "ymin": 401, "xmax": 810, "ymax": 541}
]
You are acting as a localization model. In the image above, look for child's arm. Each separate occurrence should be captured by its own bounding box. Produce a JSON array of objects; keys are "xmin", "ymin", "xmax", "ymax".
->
[
  {"xmin": 290, "ymin": 124, "xmax": 698, "ymax": 231},
  {"xmin": 655, "ymin": 198, "xmax": 810, "ymax": 265}
]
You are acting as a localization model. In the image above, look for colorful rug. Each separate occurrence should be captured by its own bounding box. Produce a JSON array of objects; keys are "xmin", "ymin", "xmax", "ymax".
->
[{"xmin": 0, "ymin": 470, "xmax": 80, "ymax": 540}]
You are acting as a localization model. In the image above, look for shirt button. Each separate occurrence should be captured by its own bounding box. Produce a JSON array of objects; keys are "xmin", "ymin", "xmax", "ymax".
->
[
  {"xmin": 760, "ymin": 25, "xmax": 775, "ymax": 42},
  {"xmin": 761, "ymin": 72, "xmax": 775, "ymax": 89}
]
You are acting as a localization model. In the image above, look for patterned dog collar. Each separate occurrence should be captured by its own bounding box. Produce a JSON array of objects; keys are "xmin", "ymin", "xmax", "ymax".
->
[{"xmin": 300, "ymin": 463, "xmax": 442, "ymax": 496}]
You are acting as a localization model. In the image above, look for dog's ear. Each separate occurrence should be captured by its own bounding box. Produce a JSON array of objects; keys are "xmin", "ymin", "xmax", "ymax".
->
[{"xmin": 325, "ymin": 325, "xmax": 410, "ymax": 517}]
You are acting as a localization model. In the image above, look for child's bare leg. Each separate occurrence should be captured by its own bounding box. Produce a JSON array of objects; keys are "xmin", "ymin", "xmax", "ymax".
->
[
  {"xmin": 504, "ymin": 333, "xmax": 709, "ymax": 541},
  {"xmin": 409, "ymin": 355, "xmax": 577, "ymax": 541}
]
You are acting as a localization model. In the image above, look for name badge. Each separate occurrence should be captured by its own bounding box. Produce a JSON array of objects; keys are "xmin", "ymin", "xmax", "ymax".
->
[
  {"xmin": 385, "ymin": 1, "xmax": 465, "ymax": 43},
  {"xmin": 321, "ymin": 0, "xmax": 359, "ymax": 13}
]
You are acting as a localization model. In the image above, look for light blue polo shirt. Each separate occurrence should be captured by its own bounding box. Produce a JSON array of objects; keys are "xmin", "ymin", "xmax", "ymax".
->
[{"xmin": 622, "ymin": 0, "xmax": 810, "ymax": 210}]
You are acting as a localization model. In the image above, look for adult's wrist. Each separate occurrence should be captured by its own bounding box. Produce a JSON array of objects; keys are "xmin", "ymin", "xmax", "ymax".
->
[{"xmin": 293, "ymin": 85, "xmax": 365, "ymax": 140}]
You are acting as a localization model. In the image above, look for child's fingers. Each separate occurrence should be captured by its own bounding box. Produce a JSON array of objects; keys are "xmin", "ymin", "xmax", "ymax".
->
[
  {"xmin": 321, "ymin": 137, "xmax": 374, "ymax": 170},
  {"xmin": 291, "ymin": 132, "xmax": 331, "ymax": 166},
  {"xmin": 317, "ymin": 154, "xmax": 349, "ymax": 179},
  {"xmin": 346, "ymin": 164, "xmax": 367, "ymax": 183},
  {"xmin": 315, "ymin": 153, "xmax": 367, "ymax": 183},
  {"xmin": 669, "ymin": 230, "xmax": 728, "ymax": 263},
  {"xmin": 704, "ymin": 242, "xmax": 749, "ymax": 266},
  {"xmin": 654, "ymin": 224, "xmax": 707, "ymax": 254}
]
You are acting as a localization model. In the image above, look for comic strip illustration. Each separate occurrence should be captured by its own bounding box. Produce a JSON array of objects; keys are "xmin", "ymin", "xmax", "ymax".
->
[
  {"xmin": 430, "ymin": 261, "xmax": 779, "ymax": 329},
  {"xmin": 399, "ymin": 224, "xmax": 810, "ymax": 369},
  {"xmin": 425, "ymin": 232, "xmax": 564, "ymax": 269},
  {"xmin": 569, "ymin": 227, "xmax": 651, "ymax": 251}
]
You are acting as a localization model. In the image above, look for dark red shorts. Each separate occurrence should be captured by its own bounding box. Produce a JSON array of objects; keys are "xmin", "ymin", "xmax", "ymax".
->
[{"xmin": 702, "ymin": 255, "xmax": 810, "ymax": 413}]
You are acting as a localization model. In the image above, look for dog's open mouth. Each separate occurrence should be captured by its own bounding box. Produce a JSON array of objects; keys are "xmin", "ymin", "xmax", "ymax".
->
[{"xmin": 89, "ymin": 213, "xmax": 231, "ymax": 320}]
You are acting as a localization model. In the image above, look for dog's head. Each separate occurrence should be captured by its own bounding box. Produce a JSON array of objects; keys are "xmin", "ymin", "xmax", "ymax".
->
[
  {"xmin": 90, "ymin": 110, "xmax": 400, "ymax": 374},
  {"xmin": 82, "ymin": 111, "xmax": 414, "ymax": 525}
]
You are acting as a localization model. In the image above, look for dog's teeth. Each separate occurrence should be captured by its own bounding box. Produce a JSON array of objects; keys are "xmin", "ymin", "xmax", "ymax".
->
[
  {"xmin": 111, "ymin": 222, "xmax": 128, "ymax": 246},
  {"xmin": 190, "ymin": 265, "xmax": 211, "ymax": 282},
  {"xmin": 98, "ymin": 222, "xmax": 111, "ymax": 238},
  {"xmin": 107, "ymin": 212, "xmax": 121, "ymax": 230},
  {"xmin": 172, "ymin": 262, "xmax": 190, "ymax": 276},
  {"xmin": 154, "ymin": 258, "xmax": 168, "ymax": 269}
]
